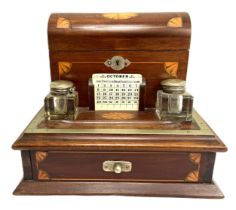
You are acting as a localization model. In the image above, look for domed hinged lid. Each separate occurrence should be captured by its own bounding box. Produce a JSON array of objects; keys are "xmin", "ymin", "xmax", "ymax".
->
[{"xmin": 48, "ymin": 12, "xmax": 191, "ymax": 51}]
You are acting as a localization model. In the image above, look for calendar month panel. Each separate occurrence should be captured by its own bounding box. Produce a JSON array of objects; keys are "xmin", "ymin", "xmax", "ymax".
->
[{"xmin": 92, "ymin": 74, "xmax": 143, "ymax": 111}]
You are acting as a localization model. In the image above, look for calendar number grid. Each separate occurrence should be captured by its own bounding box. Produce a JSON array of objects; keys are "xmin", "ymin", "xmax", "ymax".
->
[{"xmin": 93, "ymin": 74, "xmax": 142, "ymax": 111}]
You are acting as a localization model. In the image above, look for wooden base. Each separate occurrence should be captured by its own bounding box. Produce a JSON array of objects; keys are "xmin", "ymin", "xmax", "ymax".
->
[{"xmin": 14, "ymin": 180, "xmax": 224, "ymax": 198}]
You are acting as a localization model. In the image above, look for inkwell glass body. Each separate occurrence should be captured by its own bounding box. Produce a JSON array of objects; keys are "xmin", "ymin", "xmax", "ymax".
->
[
  {"xmin": 156, "ymin": 79, "xmax": 193, "ymax": 121},
  {"xmin": 44, "ymin": 80, "xmax": 78, "ymax": 120}
]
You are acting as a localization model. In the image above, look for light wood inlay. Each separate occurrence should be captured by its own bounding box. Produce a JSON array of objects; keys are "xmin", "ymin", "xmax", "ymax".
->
[
  {"xmin": 185, "ymin": 170, "xmax": 199, "ymax": 182},
  {"xmin": 190, "ymin": 153, "xmax": 201, "ymax": 165},
  {"xmin": 164, "ymin": 62, "xmax": 179, "ymax": 77},
  {"xmin": 56, "ymin": 17, "xmax": 70, "ymax": 29},
  {"xmin": 58, "ymin": 62, "xmax": 72, "ymax": 77},
  {"xmin": 185, "ymin": 153, "xmax": 201, "ymax": 182},
  {"xmin": 36, "ymin": 152, "xmax": 50, "ymax": 180},
  {"xmin": 167, "ymin": 17, "xmax": 183, "ymax": 27},
  {"xmin": 102, "ymin": 13, "xmax": 138, "ymax": 20},
  {"xmin": 57, "ymin": 61, "xmax": 179, "ymax": 78},
  {"xmin": 102, "ymin": 112, "xmax": 135, "ymax": 120},
  {"xmin": 38, "ymin": 170, "xmax": 50, "ymax": 180},
  {"xmin": 36, "ymin": 151, "xmax": 47, "ymax": 163}
]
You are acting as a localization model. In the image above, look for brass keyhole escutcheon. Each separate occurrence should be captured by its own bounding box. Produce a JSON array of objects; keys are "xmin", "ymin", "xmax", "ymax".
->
[
  {"xmin": 104, "ymin": 56, "xmax": 131, "ymax": 71},
  {"xmin": 116, "ymin": 59, "xmax": 120, "ymax": 66}
]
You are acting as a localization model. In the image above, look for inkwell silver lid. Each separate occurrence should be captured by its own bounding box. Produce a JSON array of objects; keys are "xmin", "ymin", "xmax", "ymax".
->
[
  {"xmin": 50, "ymin": 80, "xmax": 74, "ymax": 94},
  {"xmin": 161, "ymin": 79, "xmax": 186, "ymax": 94}
]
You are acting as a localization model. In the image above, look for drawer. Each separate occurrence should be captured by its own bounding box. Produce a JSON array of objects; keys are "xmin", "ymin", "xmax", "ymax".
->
[{"xmin": 31, "ymin": 151, "xmax": 215, "ymax": 183}]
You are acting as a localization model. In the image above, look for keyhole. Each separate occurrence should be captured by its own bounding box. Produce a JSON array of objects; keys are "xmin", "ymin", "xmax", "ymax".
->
[{"xmin": 116, "ymin": 59, "xmax": 120, "ymax": 66}]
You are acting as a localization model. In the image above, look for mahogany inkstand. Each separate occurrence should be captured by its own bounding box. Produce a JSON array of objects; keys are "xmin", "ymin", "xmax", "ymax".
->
[{"xmin": 12, "ymin": 12, "xmax": 227, "ymax": 198}]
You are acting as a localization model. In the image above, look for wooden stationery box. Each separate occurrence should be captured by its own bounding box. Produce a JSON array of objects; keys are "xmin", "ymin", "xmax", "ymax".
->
[
  {"xmin": 12, "ymin": 13, "xmax": 227, "ymax": 198},
  {"xmin": 48, "ymin": 12, "xmax": 191, "ymax": 107}
]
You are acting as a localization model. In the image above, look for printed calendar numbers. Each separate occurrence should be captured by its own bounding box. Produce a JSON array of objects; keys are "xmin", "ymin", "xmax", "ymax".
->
[{"xmin": 92, "ymin": 74, "xmax": 142, "ymax": 111}]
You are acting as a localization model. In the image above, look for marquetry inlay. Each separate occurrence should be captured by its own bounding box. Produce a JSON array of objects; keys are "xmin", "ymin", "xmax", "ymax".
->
[
  {"xmin": 57, "ymin": 61, "xmax": 178, "ymax": 78},
  {"xmin": 56, "ymin": 17, "xmax": 71, "ymax": 29},
  {"xmin": 35, "ymin": 151, "xmax": 50, "ymax": 180},
  {"xmin": 185, "ymin": 153, "xmax": 201, "ymax": 182},
  {"xmin": 58, "ymin": 62, "xmax": 72, "ymax": 77},
  {"xmin": 102, "ymin": 112, "xmax": 135, "ymax": 120},
  {"xmin": 102, "ymin": 13, "xmax": 138, "ymax": 20},
  {"xmin": 36, "ymin": 151, "xmax": 47, "ymax": 164},
  {"xmin": 189, "ymin": 153, "xmax": 201, "ymax": 165},
  {"xmin": 167, "ymin": 17, "xmax": 183, "ymax": 28},
  {"xmin": 38, "ymin": 170, "xmax": 50, "ymax": 180},
  {"xmin": 164, "ymin": 62, "xmax": 179, "ymax": 77}
]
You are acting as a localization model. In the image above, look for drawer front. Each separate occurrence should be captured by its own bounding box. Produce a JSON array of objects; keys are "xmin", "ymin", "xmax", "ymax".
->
[{"xmin": 32, "ymin": 151, "xmax": 215, "ymax": 183}]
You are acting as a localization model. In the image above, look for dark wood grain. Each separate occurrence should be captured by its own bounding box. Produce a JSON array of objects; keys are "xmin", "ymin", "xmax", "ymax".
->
[
  {"xmin": 50, "ymin": 51, "xmax": 189, "ymax": 107},
  {"xmin": 199, "ymin": 153, "xmax": 216, "ymax": 182},
  {"xmin": 32, "ymin": 151, "xmax": 198, "ymax": 181},
  {"xmin": 88, "ymin": 78, "xmax": 94, "ymax": 110},
  {"xmin": 12, "ymin": 133, "xmax": 226, "ymax": 152},
  {"xmin": 14, "ymin": 180, "xmax": 224, "ymax": 198},
  {"xmin": 12, "ymin": 108, "xmax": 227, "ymax": 152},
  {"xmin": 21, "ymin": 151, "xmax": 33, "ymax": 180},
  {"xmin": 48, "ymin": 13, "xmax": 191, "ymax": 51},
  {"xmin": 139, "ymin": 78, "xmax": 146, "ymax": 111},
  {"xmin": 12, "ymin": 120, "xmax": 227, "ymax": 153}
]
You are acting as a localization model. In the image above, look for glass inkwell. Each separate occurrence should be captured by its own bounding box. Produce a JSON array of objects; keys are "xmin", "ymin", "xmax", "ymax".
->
[
  {"xmin": 44, "ymin": 80, "xmax": 79, "ymax": 120},
  {"xmin": 156, "ymin": 79, "xmax": 193, "ymax": 121}
]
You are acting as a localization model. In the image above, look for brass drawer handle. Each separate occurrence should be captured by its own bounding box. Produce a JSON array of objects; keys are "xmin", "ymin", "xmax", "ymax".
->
[{"xmin": 102, "ymin": 160, "xmax": 132, "ymax": 174}]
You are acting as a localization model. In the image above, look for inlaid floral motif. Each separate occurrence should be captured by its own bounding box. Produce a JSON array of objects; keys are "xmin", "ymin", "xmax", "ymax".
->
[
  {"xmin": 35, "ymin": 152, "xmax": 50, "ymax": 180},
  {"xmin": 164, "ymin": 62, "xmax": 179, "ymax": 77},
  {"xmin": 185, "ymin": 153, "xmax": 201, "ymax": 182},
  {"xmin": 185, "ymin": 170, "xmax": 199, "ymax": 182},
  {"xmin": 190, "ymin": 153, "xmax": 201, "ymax": 165},
  {"xmin": 58, "ymin": 62, "xmax": 72, "ymax": 77},
  {"xmin": 36, "ymin": 151, "xmax": 47, "ymax": 163},
  {"xmin": 167, "ymin": 17, "xmax": 183, "ymax": 27},
  {"xmin": 56, "ymin": 17, "xmax": 71, "ymax": 29},
  {"xmin": 102, "ymin": 112, "xmax": 135, "ymax": 120},
  {"xmin": 38, "ymin": 170, "xmax": 50, "ymax": 180},
  {"xmin": 103, "ymin": 13, "xmax": 138, "ymax": 20}
]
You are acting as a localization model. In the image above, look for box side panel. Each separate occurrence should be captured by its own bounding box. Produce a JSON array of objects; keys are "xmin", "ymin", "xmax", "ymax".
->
[
  {"xmin": 199, "ymin": 152, "xmax": 216, "ymax": 183},
  {"xmin": 21, "ymin": 151, "xmax": 33, "ymax": 180}
]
